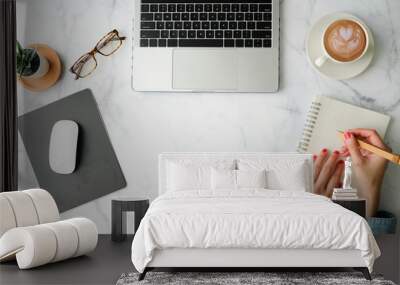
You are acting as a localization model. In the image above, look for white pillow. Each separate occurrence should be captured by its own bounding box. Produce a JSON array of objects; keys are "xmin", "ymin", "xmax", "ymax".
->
[
  {"xmin": 267, "ymin": 162, "xmax": 307, "ymax": 191},
  {"xmin": 237, "ymin": 169, "xmax": 267, "ymax": 189},
  {"xmin": 166, "ymin": 159, "xmax": 235, "ymax": 192},
  {"xmin": 211, "ymin": 169, "xmax": 268, "ymax": 190},
  {"xmin": 168, "ymin": 162, "xmax": 211, "ymax": 191},
  {"xmin": 211, "ymin": 168, "xmax": 236, "ymax": 190},
  {"xmin": 237, "ymin": 159, "xmax": 308, "ymax": 191}
]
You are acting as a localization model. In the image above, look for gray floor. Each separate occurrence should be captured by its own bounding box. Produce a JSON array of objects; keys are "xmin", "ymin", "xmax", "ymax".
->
[
  {"xmin": 1, "ymin": 234, "xmax": 397, "ymax": 284},
  {"xmin": 0, "ymin": 235, "xmax": 133, "ymax": 285}
]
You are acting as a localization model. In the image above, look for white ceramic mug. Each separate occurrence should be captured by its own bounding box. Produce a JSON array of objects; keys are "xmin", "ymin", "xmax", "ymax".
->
[{"xmin": 315, "ymin": 17, "xmax": 369, "ymax": 68}]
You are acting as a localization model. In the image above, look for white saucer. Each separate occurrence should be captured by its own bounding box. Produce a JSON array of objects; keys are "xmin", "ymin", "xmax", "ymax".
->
[{"xmin": 306, "ymin": 12, "xmax": 375, "ymax": 80}]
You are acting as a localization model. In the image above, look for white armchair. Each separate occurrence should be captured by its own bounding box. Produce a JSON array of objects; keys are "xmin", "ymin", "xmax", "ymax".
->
[{"xmin": 0, "ymin": 189, "xmax": 98, "ymax": 269}]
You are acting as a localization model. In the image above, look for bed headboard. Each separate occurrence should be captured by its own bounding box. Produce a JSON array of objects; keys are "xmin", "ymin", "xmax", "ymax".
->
[{"xmin": 158, "ymin": 152, "xmax": 313, "ymax": 195}]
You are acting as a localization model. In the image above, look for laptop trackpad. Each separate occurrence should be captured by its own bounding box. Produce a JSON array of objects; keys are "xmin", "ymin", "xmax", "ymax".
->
[{"xmin": 173, "ymin": 49, "xmax": 238, "ymax": 90}]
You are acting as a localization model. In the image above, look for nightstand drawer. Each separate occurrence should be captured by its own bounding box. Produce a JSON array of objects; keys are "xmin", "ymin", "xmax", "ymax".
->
[{"xmin": 332, "ymin": 199, "xmax": 366, "ymax": 218}]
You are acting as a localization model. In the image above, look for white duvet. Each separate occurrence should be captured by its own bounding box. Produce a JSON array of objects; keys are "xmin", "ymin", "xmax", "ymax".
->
[{"xmin": 131, "ymin": 190, "xmax": 380, "ymax": 273}]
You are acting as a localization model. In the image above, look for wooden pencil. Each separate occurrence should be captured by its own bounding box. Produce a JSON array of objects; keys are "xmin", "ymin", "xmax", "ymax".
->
[{"xmin": 337, "ymin": 131, "xmax": 400, "ymax": 165}]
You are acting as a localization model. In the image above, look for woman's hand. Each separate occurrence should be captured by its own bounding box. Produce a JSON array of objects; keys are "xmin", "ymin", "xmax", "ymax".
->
[
  {"xmin": 313, "ymin": 148, "xmax": 344, "ymax": 197},
  {"xmin": 341, "ymin": 129, "xmax": 390, "ymax": 217}
]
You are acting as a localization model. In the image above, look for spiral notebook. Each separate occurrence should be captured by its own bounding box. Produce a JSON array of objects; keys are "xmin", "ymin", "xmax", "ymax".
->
[{"xmin": 298, "ymin": 96, "xmax": 390, "ymax": 153}]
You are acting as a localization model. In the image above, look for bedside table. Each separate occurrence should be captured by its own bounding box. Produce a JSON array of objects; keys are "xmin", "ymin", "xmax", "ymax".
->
[
  {"xmin": 111, "ymin": 198, "xmax": 149, "ymax": 242},
  {"xmin": 332, "ymin": 199, "xmax": 366, "ymax": 218}
]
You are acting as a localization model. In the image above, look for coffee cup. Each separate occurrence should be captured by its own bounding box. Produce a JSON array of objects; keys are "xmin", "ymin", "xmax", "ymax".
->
[{"xmin": 315, "ymin": 17, "xmax": 369, "ymax": 67}]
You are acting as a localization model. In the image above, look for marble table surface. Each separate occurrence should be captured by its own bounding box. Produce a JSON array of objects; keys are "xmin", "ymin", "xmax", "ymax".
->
[{"xmin": 16, "ymin": 0, "xmax": 400, "ymax": 233}]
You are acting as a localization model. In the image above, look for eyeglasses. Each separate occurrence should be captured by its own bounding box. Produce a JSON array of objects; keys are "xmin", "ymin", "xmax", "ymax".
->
[{"xmin": 70, "ymin": 29, "xmax": 126, "ymax": 80}]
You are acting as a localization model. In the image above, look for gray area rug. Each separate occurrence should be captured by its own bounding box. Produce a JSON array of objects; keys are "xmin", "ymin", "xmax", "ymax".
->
[{"xmin": 116, "ymin": 272, "xmax": 396, "ymax": 285}]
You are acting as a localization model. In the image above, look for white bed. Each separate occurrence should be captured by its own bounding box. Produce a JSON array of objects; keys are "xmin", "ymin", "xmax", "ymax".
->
[{"xmin": 131, "ymin": 153, "xmax": 380, "ymax": 280}]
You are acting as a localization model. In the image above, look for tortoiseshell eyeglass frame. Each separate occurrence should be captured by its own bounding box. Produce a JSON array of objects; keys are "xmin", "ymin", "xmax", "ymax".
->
[{"xmin": 69, "ymin": 29, "xmax": 126, "ymax": 80}]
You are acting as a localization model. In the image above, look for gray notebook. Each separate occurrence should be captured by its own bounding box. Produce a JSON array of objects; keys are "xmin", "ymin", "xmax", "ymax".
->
[{"xmin": 298, "ymin": 96, "xmax": 391, "ymax": 153}]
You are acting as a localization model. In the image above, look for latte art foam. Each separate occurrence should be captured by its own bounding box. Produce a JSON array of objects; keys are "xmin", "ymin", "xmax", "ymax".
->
[{"xmin": 324, "ymin": 20, "xmax": 367, "ymax": 62}]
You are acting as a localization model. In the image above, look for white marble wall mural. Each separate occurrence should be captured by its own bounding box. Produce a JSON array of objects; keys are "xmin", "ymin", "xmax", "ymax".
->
[{"xmin": 16, "ymin": 0, "xmax": 399, "ymax": 240}]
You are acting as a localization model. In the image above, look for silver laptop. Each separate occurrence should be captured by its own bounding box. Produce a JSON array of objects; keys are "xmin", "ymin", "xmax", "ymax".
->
[{"xmin": 132, "ymin": 0, "xmax": 279, "ymax": 92}]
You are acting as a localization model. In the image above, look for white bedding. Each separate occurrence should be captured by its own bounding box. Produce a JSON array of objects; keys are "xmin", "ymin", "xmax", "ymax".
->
[{"xmin": 131, "ymin": 190, "xmax": 380, "ymax": 273}]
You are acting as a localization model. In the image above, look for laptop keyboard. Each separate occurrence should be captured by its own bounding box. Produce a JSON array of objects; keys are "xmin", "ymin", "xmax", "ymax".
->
[{"xmin": 140, "ymin": 0, "xmax": 273, "ymax": 48}]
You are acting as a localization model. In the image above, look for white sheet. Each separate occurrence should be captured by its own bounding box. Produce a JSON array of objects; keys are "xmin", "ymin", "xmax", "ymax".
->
[{"xmin": 131, "ymin": 190, "xmax": 380, "ymax": 273}]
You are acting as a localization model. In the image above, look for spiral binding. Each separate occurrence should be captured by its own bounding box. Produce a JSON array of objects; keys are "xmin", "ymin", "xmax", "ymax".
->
[{"xmin": 297, "ymin": 101, "xmax": 322, "ymax": 153}]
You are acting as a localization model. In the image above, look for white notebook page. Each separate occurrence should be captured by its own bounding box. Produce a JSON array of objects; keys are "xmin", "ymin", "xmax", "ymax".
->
[{"xmin": 300, "ymin": 96, "xmax": 390, "ymax": 153}]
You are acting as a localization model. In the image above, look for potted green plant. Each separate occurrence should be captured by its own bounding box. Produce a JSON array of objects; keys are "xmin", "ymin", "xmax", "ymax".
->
[{"xmin": 16, "ymin": 41, "xmax": 49, "ymax": 79}]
